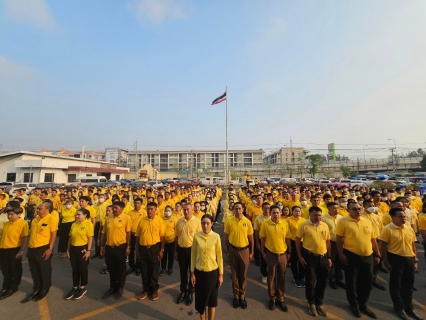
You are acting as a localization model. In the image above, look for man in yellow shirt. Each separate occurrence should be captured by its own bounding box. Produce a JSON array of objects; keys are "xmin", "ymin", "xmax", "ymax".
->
[
  {"xmin": 371, "ymin": 190, "xmax": 390, "ymax": 216},
  {"xmin": 224, "ymin": 202, "xmax": 254, "ymax": 310},
  {"xmin": 247, "ymin": 194, "xmax": 263, "ymax": 266},
  {"xmin": 174, "ymin": 203, "xmax": 201, "ymax": 306},
  {"xmin": 295, "ymin": 206, "xmax": 331, "ymax": 317},
  {"xmin": 379, "ymin": 207, "xmax": 421, "ymax": 320},
  {"xmin": 92, "ymin": 194, "xmax": 108, "ymax": 259},
  {"xmin": 127, "ymin": 197, "xmax": 146, "ymax": 276},
  {"xmin": 160, "ymin": 206, "xmax": 177, "ymax": 276},
  {"xmin": 253, "ymin": 202, "xmax": 271, "ymax": 284},
  {"xmin": 419, "ymin": 212, "xmax": 426, "ymax": 261},
  {"xmin": 260, "ymin": 205, "xmax": 291, "ymax": 312},
  {"xmin": 287, "ymin": 206, "xmax": 306, "ymax": 287},
  {"xmin": 0, "ymin": 207, "xmax": 28, "ymax": 300},
  {"xmin": 100, "ymin": 201, "xmax": 131, "ymax": 300},
  {"xmin": 322, "ymin": 202, "xmax": 345, "ymax": 289},
  {"xmin": 21, "ymin": 202, "xmax": 58, "ymax": 303},
  {"xmin": 336, "ymin": 202, "xmax": 381, "ymax": 319},
  {"xmin": 122, "ymin": 195, "xmax": 134, "ymax": 216},
  {"xmin": 135, "ymin": 202, "xmax": 165, "ymax": 301}
]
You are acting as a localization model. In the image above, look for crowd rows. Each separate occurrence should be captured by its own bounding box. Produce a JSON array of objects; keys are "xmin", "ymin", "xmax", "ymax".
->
[{"xmin": 0, "ymin": 182, "xmax": 425, "ymax": 320}]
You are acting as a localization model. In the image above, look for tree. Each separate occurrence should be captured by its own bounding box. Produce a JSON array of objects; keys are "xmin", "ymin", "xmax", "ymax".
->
[
  {"xmin": 306, "ymin": 154, "xmax": 325, "ymax": 177},
  {"xmin": 420, "ymin": 155, "xmax": 426, "ymax": 170},
  {"xmin": 340, "ymin": 166, "xmax": 351, "ymax": 178},
  {"xmin": 323, "ymin": 168, "xmax": 334, "ymax": 178}
]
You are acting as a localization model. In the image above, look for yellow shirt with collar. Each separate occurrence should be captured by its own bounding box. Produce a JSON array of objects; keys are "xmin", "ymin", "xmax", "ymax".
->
[
  {"xmin": 224, "ymin": 215, "xmax": 253, "ymax": 248},
  {"xmin": 190, "ymin": 231, "xmax": 223, "ymax": 274},
  {"xmin": 69, "ymin": 219, "xmax": 94, "ymax": 246},
  {"xmin": 379, "ymin": 223, "xmax": 416, "ymax": 257},
  {"xmin": 136, "ymin": 215, "xmax": 165, "ymax": 246},
  {"xmin": 259, "ymin": 218, "xmax": 290, "ymax": 254},
  {"xmin": 296, "ymin": 219, "xmax": 330, "ymax": 255},
  {"xmin": 0, "ymin": 218, "xmax": 28, "ymax": 248}
]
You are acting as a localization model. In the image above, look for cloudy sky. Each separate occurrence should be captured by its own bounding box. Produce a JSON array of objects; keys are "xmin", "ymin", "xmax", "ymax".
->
[{"xmin": 1, "ymin": 0, "xmax": 425, "ymax": 160}]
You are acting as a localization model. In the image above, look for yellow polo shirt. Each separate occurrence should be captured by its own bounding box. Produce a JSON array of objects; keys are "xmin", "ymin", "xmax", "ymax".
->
[
  {"xmin": 175, "ymin": 216, "xmax": 202, "ymax": 248},
  {"xmin": 61, "ymin": 207, "xmax": 77, "ymax": 223},
  {"xmin": 361, "ymin": 212, "xmax": 383, "ymax": 238},
  {"xmin": 0, "ymin": 218, "xmax": 28, "ymax": 248},
  {"xmin": 321, "ymin": 213, "xmax": 342, "ymax": 242},
  {"xmin": 103, "ymin": 213, "xmax": 132, "ymax": 246},
  {"xmin": 163, "ymin": 216, "xmax": 177, "ymax": 243},
  {"xmin": 296, "ymin": 220, "xmax": 330, "ymax": 255},
  {"xmin": 130, "ymin": 208, "xmax": 147, "ymax": 233},
  {"xmin": 29, "ymin": 214, "xmax": 59, "ymax": 248},
  {"xmin": 247, "ymin": 204, "xmax": 263, "ymax": 224},
  {"xmin": 190, "ymin": 231, "xmax": 223, "ymax": 274},
  {"xmin": 379, "ymin": 223, "xmax": 416, "ymax": 257},
  {"xmin": 287, "ymin": 216, "xmax": 306, "ymax": 241},
  {"xmin": 335, "ymin": 216, "xmax": 376, "ymax": 256},
  {"xmin": 224, "ymin": 215, "xmax": 254, "ymax": 248},
  {"xmin": 69, "ymin": 219, "xmax": 94, "ymax": 246},
  {"xmin": 253, "ymin": 214, "xmax": 270, "ymax": 231},
  {"xmin": 259, "ymin": 218, "xmax": 290, "ymax": 254},
  {"xmin": 136, "ymin": 215, "xmax": 165, "ymax": 246},
  {"xmin": 419, "ymin": 215, "xmax": 426, "ymax": 231}
]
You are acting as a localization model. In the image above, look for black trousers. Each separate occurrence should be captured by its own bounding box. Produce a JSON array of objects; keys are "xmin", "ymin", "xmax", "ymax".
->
[
  {"xmin": 303, "ymin": 252, "xmax": 330, "ymax": 305},
  {"xmin": 388, "ymin": 253, "xmax": 415, "ymax": 311},
  {"xmin": 129, "ymin": 233, "xmax": 141, "ymax": 270},
  {"xmin": 27, "ymin": 245, "xmax": 52, "ymax": 291},
  {"xmin": 343, "ymin": 249, "xmax": 373, "ymax": 307},
  {"xmin": 290, "ymin": 240, "xmax": 305, "ymax": 279},
  {"xmin": 105, "ymin": 244, "xmax": 127, "ymax": 290},
  {"xmin": 177, "ymin": 246, "xmax": 194, "ymax": 293},
  {"xmin": 329, "ymin": 241, "xmax": 343, "ymax": 282},
  {"xmin": 161, "ymin": 242, "xmax": 175, "ymax": 270},
  {"xmin": 69, "ymin": 245, "xmax": 89, "ymax": 287},
  {"xmin": 58, "ymin": 222, "xmax": 73, "ymax": 253},
  {"xmin": 139, "ymin": 243, "xmax": 160, "ymax": 293},
  {"xmin": 94, "ymin": 222, "xmax": 101, "ymax": 256},
  {"xmin": 0, "ymin": 247, "xmax": 22, "ymax": 290}
]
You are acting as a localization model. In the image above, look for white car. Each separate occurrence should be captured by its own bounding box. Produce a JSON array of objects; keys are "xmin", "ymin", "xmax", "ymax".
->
[
  {"xmin": 145, "ymin": 180, "xmax": 164, "ymax": 188},
  {"xmin": 9, "ymin": 183, "xmax": 38, "ymax": 195}
]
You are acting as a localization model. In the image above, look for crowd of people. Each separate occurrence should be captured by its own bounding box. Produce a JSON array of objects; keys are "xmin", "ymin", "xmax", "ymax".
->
[{"xmin": 0, "ymin": 180, "xmax": 425, "ymax": 320}]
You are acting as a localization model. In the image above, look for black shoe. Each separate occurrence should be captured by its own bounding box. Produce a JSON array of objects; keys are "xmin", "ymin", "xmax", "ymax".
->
[
  {"xmin": 64, "ymin": 287, "xmax": 78, "ymax": 300},
  {"xmin": 35, "ymin": 290, "xmax": 49, "ymax": 301},
  {"xmin": 73, "ymin": 288, "xmax": 87, "ymax": 300},
  {"xmin": 276, "ymin": 300, "xmax": 288, "ymax": 312},
  {"xmin": 159, "ymin": 269, "xmax": 166, "ymax": 276},
  {"xmin": 0, "ymin": 289, "xmax": 7, "ymax": 298},
  {"xmin": 395, "ymin": 309, "xmax": 409, "ymax": 320},
  {"xmin": 91, "ymin": 254, "xmax": 100, "ymax": 259},
  {"xmin": 167, "ymin": 269, "xmax": 173, "ymax": 276},
  {"xmin": 329, "ymin": 281, "xmax": 337, "ymax": 289},
  {"xmin": 0, "ymin": 288, "xmax": 17, "ymax": 300},
  {"xmin": 269, "ymin": 300, "xmax": 275, "ymax": 310},
  {"xmin": 177, "ymin": 291, "xmax": 186, "ymax": 304},
  {"xmin": 360, "ymin": 305, "xmax": 377, "ymax": 319},
  {"xmin": 135, "ymin": 268, "xmax": 141, "ymax": 276},
  {"xmin": 336, "ymin": 281, "xmax": 346, "ymax": 289},
  {"xmin": 186, "ymin": 292, "xmax": 193, "ymax": 306},
  {"xmin": 21, "ymin": 290, "xmax": 40, "ymax": 303},
  {"xmin": 102, "ymin": 287, "xmax": 116, "ymax": 299},
  {"xmin": 233, "ymin": 297, "xmax": 239, "ymax": 308},
  {"xmin": 351, "ymin": 305, "xmax": 361, "ymax": 318},
  {"xmin": 372, "ymin": 280, "xmax": 386, "ymax": 291},
  {"xmin": 316, "ymin": 305, "xmax": 328, "ymax": 317},
  {"xmin": 377, "ymin": 265, "xmax": 388, "ymax": 273},
  {"xmin": 126, "ymin": 267, "xmax": 135, "ymax": 275},
  {"xmin": 239, "ymin": 298, "xmax": 247, "ymax": 309},
  {"xmin": 115, "ymin": 288, "xmax": 123, "ymax": 300},
  {"xmin": 405, "ymin": 309, "xmax": 423, "ymax": 320}
]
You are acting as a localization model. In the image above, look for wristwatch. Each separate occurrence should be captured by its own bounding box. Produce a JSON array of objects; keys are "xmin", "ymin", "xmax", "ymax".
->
[{"xmin": 161, "ymin": 248, "xmax": 165, "ymax": 252}]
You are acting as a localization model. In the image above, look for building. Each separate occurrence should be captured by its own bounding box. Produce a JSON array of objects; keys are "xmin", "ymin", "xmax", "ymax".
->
[
  {"xmin": 127, "ymin": 150, "xmax": 264, "ymax": 172},
  {"xmin": 38, "ymin": 148, "xmax": 105, "ymax": 161},
  {"xmin": 105, "ymin": 148, "xmax": 128, "ymax": 167},
  {"xmin": 264, "ymin": 147, "xmax": 308, "ymax": 165},
  {"xmin": 0, "ymin": 151, "xmax": 128, "ymax": 184}
]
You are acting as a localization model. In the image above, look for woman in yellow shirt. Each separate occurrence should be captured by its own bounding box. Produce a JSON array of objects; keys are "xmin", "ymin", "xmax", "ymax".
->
[
  {"xmin": 287, "ymin": 206, "xmax": 306, "ymax": 288},
  {"xmin": 65, "ymin": 208, "xmax": 94, "ymax": 300},
  {"xmin": 190, "ymin": 214, "xmax": 223, "ymax": 320},
  {"xmin": 160, "ymin": 206, "xmax": 177, "ymax": 276},
  {"xmin": 58, "ymin": 199, "xmax": 77, "ymax": 257}
]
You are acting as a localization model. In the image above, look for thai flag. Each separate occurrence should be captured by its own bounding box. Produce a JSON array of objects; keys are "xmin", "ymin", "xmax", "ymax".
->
[{"xmin": 211, "ymin": 91, "xmax": 227, "ymax": 105}]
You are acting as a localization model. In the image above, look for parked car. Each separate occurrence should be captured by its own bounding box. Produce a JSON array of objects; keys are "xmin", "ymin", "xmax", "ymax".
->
[
  {"xmin": 36, "ymin": 183, "xmax": 63, "ymax": 189},
  {"xmin": 0, "ymin": 182, "xmax": 14, "ymax": 193},
  {"xmin": 146, "ymin": 180, "xmax": 164, "ymax": 188},
  {"xmin": 9, "ymin": 183, "xmax": 38, "ymax": 195}
]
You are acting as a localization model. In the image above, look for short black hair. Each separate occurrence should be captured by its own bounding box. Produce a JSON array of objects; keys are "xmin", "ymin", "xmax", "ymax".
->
[
  {"xmin": 308, "ymin": 206, "xmax": 322, "ymax": 213},
  {"xmin": 389, "ymin": 207, "xmax": 404, "ymax": 217}
]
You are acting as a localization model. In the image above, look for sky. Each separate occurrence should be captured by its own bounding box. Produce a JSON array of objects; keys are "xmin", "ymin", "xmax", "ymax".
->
[{"xmin": 1, "ymin": 0, "xmax": 425, "ymax": 160}]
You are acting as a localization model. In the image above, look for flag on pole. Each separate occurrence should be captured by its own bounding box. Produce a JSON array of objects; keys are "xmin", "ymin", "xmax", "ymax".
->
[{"xmin": 211, "ymin": 91, "xmax": 227, "ymax": 105}]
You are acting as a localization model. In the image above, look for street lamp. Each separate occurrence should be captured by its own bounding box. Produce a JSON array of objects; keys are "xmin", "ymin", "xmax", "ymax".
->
[
  {"xmin": 388, "ymin": 139, "xmax": 397, "ymax": 169},
  {"xmin": 363, "ymin": 145, "xmax": 368, "ymax": 167}
]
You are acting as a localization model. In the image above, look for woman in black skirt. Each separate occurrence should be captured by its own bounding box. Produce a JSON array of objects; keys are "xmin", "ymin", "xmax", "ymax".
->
[{"xmin": 190, "ymin": 214, "xmax": 223, "ymax": 320}]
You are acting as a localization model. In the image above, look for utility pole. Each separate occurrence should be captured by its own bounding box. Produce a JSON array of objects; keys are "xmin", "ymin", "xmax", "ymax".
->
[{"xmin": 390, "ymin": 148, "xmax": 396, "ymax": 171}]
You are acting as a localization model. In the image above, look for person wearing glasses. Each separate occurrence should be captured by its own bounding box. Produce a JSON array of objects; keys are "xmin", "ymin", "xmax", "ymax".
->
[
  {"xmin": 0, "ymin": 207, "xmax": 28, "ymax": 299},
  {"xmin": 379, "ymin": 207, "xmax": 422, "ymax": 320},
  {"xmin": 64, "ymin": 208, "xmax": 94, "ymax": 300},
  {"xmin": 335, "ymin": 202, "xmax": 381, "ymax": 319}
]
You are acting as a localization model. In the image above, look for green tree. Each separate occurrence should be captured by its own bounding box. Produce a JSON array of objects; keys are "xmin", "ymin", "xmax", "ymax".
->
[
  {"xmin": 420, "ymin": 155, "xmax": 426, "ymax": 170},
  {"xmin": 340, "ymin": 166, "xmax": 351, "ymax": 178},
  {"xmin": 306, "ymin": 154, "xmax": 325, "ymax": 177},
  {"xmin": 323, "ymin": 168, "xmax": 334, "ymax": 178}
]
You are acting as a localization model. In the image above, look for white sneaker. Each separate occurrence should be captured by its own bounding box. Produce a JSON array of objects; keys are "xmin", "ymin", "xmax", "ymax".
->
[{"xmin": 261, "ymin": 277, "xmax": 267, "ymax": 284}]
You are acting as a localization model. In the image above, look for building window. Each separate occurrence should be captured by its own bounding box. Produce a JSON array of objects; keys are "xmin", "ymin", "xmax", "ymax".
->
[
  {"xmin": 44, "ymin": 173, "xmax": 55, "ymax": 182},
  {"xmin": 6, "ymin": 173, "xmax": 16, "ymax": 182},
  {"xmin": 24, "ymin": 173, "xmax": 34, "ymax": 183},
  {"xmin": 68, "ymin": 174, "xmax": 77, "ymax": 182}
]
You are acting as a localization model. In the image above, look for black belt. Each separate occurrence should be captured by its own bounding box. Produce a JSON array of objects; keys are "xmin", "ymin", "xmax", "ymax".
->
[
  {"xmin": 141, "ymin": 242, "xmax": 159, "ymax": 249},
  {"xmin": 229, "ymin": 243, "xmax": 249, "ymax": 251},
  {"xmin": 107, "ymin": 243, "xmax": 127, "ymax": 249},
  {"xmin": 266, "ymin": 248, "xmax": 286, "ymax": 256},
  {"xmin": 304, "ymin": 249, "xmax": 326, "ymax": 258}
]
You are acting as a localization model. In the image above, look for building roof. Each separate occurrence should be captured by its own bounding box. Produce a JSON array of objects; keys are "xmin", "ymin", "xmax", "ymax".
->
[
  {"xmin": 68, "ymin": 166, "xmax": 128, "ymax": 174},
  {"xmin": 128, "ymin": 149, "xmax": 264, "ymax": 154},
  {"xmin": 0, "ymin": 151, "xmax": 113, "ymax": 164}
]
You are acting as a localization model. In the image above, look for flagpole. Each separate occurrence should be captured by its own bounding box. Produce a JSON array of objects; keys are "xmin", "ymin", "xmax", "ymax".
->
[{"xmin": 225, "ymin": 86, "xmax": 228, "ymax": 184}]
